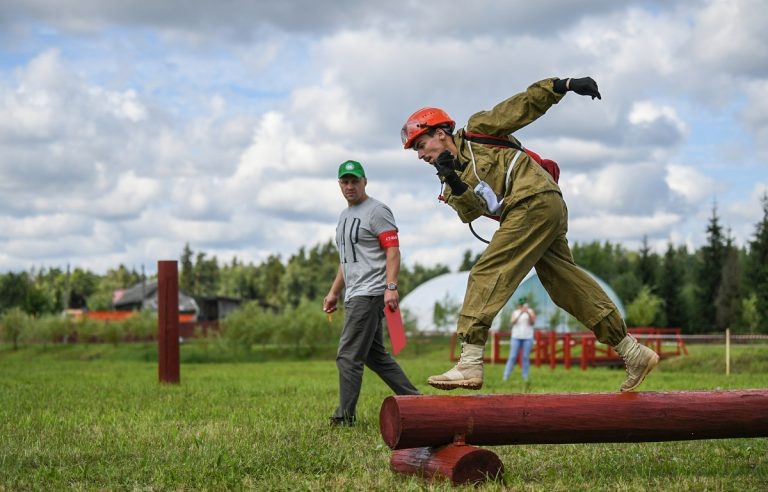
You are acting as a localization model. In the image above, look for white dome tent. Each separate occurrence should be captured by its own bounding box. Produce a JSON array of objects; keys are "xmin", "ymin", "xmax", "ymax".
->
[{"xmin": 400, "ymin": 268, "xmax": 625, "ymax": 334}]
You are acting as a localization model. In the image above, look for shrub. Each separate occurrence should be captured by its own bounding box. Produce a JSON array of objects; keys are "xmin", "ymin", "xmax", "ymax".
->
[
  {"xmin": 98, "ymin": 321, "xmax": 122, "ymax": 346},
  {"xmin": 0, "ymin": 307, "xmax": 30, "ymax": 350},
  {"xmin": 29, "ymin": 314, "xmax": 76, "ymax": 347},
  {"xmin": 123, "ymin": 311, "xmax": 157, "ymax": 341},
  {"xmin": 220, "ymin": 301, "xmax": 275, "ymax": 354}
]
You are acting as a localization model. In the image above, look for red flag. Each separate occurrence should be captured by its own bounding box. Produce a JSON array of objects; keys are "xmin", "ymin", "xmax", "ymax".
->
[{"xmin": 384, "ymin": 306, "xmax": 407, "ymax": 355}]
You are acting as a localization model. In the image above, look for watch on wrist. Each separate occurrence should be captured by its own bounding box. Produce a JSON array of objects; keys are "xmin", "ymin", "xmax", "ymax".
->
[{"xmin": 386, "ymin": 282, "xmax": 398, "ymax": 291}]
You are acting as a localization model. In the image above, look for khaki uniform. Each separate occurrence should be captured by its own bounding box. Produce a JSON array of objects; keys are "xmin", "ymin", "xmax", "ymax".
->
[{"xmin": 441, "ymin": 78, "xmax": 627, "ymax": 346}]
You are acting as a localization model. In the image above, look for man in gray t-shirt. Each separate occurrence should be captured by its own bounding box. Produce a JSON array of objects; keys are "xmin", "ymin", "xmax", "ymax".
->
[{"xmin": 323, "ymin": 160, "xmax": 419, "ymax": 426}]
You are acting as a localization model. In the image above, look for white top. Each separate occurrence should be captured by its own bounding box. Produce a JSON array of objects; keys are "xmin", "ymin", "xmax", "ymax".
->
[{"xmin": 510, "ymin": 306, "xmax": 535, "ymax": 339}]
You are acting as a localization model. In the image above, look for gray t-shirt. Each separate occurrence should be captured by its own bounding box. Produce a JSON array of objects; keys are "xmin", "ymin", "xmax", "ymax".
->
[{"xmin": 335, "ymin": 197, "xmax": 397, "ymax": 302}]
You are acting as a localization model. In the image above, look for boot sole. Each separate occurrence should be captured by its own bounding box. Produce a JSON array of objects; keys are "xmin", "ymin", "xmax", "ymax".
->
[
  {"xmin": 427, "ymin": 378, "xmax": 483, "ymax": 391},
  {"xmin": 620, "ymin": 353, "xmax": 659, "ymax": 392}
]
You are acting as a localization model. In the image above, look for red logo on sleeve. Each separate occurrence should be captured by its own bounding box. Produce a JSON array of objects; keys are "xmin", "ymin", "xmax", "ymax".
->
[{"xmin": 378, "ymin": 230, "xmax": 399, "ymax": 248}]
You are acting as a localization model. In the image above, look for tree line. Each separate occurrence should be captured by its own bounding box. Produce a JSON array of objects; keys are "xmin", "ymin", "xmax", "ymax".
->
[{"xmin": 1, "ymin": 195, "xmax": 767, "ymax": 335}]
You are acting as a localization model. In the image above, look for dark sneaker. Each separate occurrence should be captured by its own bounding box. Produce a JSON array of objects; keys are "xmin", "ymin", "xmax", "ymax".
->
[{"xmin": 329, "ymin": 416, "xmax": 355, "ymax": 427}]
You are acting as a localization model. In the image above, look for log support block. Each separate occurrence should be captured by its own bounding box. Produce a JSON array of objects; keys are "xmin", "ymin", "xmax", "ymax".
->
[{"xmin": 390, "ymin": 444, "xmax": 503, "ymax": 485}]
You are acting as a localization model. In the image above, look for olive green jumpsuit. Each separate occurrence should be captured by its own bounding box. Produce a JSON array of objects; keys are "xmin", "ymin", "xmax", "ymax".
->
[{"xmin": 442, "ymin": 78, "xmax": 627, "ymax": 347}]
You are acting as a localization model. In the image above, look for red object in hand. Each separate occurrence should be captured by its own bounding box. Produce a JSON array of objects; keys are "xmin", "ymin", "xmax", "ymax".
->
[{"xmin": 384, "ymin": 306, "xmax": 407, "ymax": 355}]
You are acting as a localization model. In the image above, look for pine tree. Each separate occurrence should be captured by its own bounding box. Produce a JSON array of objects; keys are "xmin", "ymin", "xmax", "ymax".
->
[
  {"xmin": 747, "ymin": 192, "xmax": 768, "ymax": 332},
  {"xmin": 695, "ymin": 203, "xmax": 726, "ymax": 332},
  {"xmin": 659, "ymin": 242, "xmax": 685, "ymax": 328},
  {"xmin": 458, "ymin": 250, "xmax": 480, "ymax": 271},
  {"xmin": 636, "ymin": 235, "xmax": 659, "ymax": 291},
  {"xmin": 180, "ymin": 243, "xmax": 195, "ymax": 294},
  {"xmin": 714, "ymin": 234, "xmax": 742, "ymax": 331}
]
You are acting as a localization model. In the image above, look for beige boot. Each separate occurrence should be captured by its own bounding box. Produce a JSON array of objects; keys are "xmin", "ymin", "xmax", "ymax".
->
[
  {"xmin": 427, "ymin": 343, "xmax": 484, "ymax": 390},
  {"xmin": 614, "ymin": 335, "xmax": 659, "ymax": 392}
]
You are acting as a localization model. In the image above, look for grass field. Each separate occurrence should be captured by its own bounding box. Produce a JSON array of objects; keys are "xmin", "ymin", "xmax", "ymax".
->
[{"xmin": 1, "ymin": 340, "xmax": 767, "ymax": 491}]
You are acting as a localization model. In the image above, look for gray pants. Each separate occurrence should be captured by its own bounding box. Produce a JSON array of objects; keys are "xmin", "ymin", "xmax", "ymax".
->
[{"xmin": 334, "ymin": 295, "xmax": 419, "ymax": 421}]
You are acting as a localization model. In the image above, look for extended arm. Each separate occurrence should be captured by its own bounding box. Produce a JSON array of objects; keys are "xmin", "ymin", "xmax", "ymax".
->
[
  {"xmin": 323, "ymin": 265, "xmax": 345, "ymax": 313},
  {"xmin": 468, "ymin": 77, "xmax": 601, "ymax": 136}
]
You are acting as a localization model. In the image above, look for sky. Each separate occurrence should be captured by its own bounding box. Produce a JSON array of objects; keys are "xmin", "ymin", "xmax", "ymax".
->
[{"xmin": 1, "ymin": 0, "xmax": 766, "ymax": 275}]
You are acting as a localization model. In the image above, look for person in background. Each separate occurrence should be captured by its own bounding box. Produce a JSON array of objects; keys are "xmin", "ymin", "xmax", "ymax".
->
[
  {"xmin": 400, "ymin": 76, "xmax": 659, "ymax": 392},
  {"xmin": 503, "ymin": 297, "xmax": 536, "ymax": 386},
  {"xmin": 323, "ymin": 160, "xmax": 420, "ymax": 426}
]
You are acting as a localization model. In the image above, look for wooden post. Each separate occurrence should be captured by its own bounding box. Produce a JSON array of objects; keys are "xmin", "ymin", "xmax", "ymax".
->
[
  {"xmin": 491, "ymin": 331, "xmax": 499, "ymax": 364},
  {"xmin": 158, "ymin": 260, "xmax": 180, "ymax": 384},
  {"xmin": 380, "ymin": 391, "xmax": 768, "ymax": 450},
  {"xmin": 725, "ymin": 328, "xmax": 731, "ymax": 376},
  {"xmin": 390, "ymin": 445, "xmax": 503, "ymax": 485},
  {"xmin": 548, "ymin": 331, "xmax": 556, "ymax": 369},
  {"xmin": 534, "ymin": 331, "xmax": 542, "ymax": 368}
]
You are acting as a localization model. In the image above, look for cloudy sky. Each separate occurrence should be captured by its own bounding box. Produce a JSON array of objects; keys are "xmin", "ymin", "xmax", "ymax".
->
[{"xmin": 1, "ymin": 0, "xmax": 766, "ymax": 275}]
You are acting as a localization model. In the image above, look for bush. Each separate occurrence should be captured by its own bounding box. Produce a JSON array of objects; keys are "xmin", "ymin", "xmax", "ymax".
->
[
  {"xmin": 75, "ymin": 317, "xmax": 102, "ymax": 345},
  {"xmin": 98, "ymin": 321, "xmax": 123, "ymax": 346},
  {"xmin": 27, "ymin": 314, "xmax": 76, "ymax": 347},
  {"xmin": 273, "ymin": 299, "xmax": 339, "ymax": 356},
  {"xmin": 220, "ymin": 301, "xmax": 275, "ymax": 354},
  {"xmin": 123, "ymin": 311, "xmax": 157, "ymax": 341},
  {"xmin": 220, "ymin": 299, "xmax": 341, "ymax": 357},
  {"xmin": 0, "ymin": 307, "xmax": 30, "ymax": 350}
]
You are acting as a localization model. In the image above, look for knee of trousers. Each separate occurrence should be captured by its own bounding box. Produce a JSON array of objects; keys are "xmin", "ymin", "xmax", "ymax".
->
[
  {"xmin": 336, "ymin": 353, "xmax": 364, "ymax": 369},
  {"xmin": 590, "ymin": 308, "xmax": 627, "ymax": 347}
]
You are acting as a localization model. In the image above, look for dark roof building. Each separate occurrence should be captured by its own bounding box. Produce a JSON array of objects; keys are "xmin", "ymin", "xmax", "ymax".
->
[{"xmin": 112, "ymin": 280, "xmax": 199, "ymax": 315}]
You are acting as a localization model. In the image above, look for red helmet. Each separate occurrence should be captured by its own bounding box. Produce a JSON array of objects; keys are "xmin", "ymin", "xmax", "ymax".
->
[{"xmin": 400, "ymin": 107, "xmax": 455, "ymax": 149}]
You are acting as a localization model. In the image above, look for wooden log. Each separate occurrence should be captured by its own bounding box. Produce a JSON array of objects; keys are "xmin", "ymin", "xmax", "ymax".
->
[
  {"xmin": 390, "ymin": 444, "xmax": 503, "ymax": 485},
  {"xmin": 380, "ymin": 390, "xmax": 768, "ymax": 450}
]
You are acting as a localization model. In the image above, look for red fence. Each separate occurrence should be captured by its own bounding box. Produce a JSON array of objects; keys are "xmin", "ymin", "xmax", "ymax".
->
[{"xmin": 450, "ymin": 327, "xmax": 687, "ymax": 370}]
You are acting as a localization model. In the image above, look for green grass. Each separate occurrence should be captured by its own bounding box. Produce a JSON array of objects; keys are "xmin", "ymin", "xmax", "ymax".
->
[{"xmin": 0, "ymin": 341, "xmax": 766, "ymax": 491}]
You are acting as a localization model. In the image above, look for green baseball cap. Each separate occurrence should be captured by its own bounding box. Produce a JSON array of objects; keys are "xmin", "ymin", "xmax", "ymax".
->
[{"xmin": 338, "ymin": 160, "xmax": 366, "ymax": 179}]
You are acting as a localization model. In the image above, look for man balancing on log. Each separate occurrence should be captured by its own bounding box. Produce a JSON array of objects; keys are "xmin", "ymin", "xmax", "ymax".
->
[{"xmin": 400, "ymin": 77, "xmax": 659, "ymax": 392}]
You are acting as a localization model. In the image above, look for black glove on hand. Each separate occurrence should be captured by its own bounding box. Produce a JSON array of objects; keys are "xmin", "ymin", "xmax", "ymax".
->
[
  {"xmin": 553, "ymin": 77, "xmax": 601, "ymax": 100},
  {"xmin": 433, "ymin": 150, "xmax": 468, "ymax": 196},
  {"xmin": 569, "ymin": 77, "xmax": 601, "ymax": 100},
  {"xmin": 434, "ymin": 150, "xmax": 459, "ymax": 176}
]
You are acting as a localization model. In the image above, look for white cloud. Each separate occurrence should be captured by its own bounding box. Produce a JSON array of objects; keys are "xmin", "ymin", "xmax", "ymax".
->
[
  {"xmin": 570, "ymin": 212, "xmax": 682, "ymax": 243},
  {"xmin": 665, "ymin": 165, "xmax": 719, "ymax": 204},
  {"xmin": 1, "ymin": 0, "xmax": 767, "ymax": 273}
]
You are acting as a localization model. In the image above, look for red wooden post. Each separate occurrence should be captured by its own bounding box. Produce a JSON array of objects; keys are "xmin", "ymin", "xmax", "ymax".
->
[
  {"xmin": 491, "ymin": 331, "xmax": 499, "ymax": 364},
  {"xmin": 390, "ymin": 445, "xmax": 503, "ymax": 485},
  {"xmin": 449, "ymin": 333, "xmax": 458, "ymax": 362},
  {"xmin": 158, "ymin": 260, "xmax": 180, "ymax": 384},
  {"xmin": 380, "ymin": 391, "xmax": 768, "ymax": 450},
  {"xmin": 534, "ymin": 331, "xmax": 542, "ymax": 368},
  {"xmin": 548, "ymin": 331, "xmax": 556, "ymax": 369},
  {"xmin": 564, "ymin": 333, "xmax": 572, "ymax": 369}
]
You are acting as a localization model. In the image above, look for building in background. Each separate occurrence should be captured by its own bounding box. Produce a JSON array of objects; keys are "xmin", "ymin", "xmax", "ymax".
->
[{"xmin": 112, "ymin": 280, "xmax": 200, "ymax": 321}]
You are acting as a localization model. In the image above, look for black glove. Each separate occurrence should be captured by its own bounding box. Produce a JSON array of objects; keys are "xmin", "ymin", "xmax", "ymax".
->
[
  {"xmin": 434, "ymin": 150, "xmax": 459, "ymax": 177},
  {"xmin": 569, "ymin": 77, "xmax": 601, "ymax": 99},
  {"xmin": 553, "ymin": 77, "xmax": 601, "ymax": 100},
  {"xmin": 433, "ymin": 150, "xmax": 468, "ymax": 196}
]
